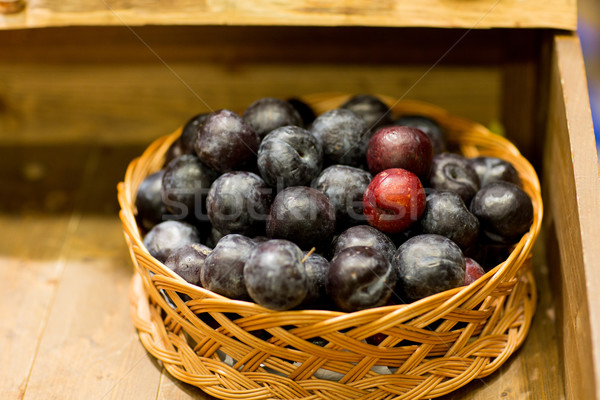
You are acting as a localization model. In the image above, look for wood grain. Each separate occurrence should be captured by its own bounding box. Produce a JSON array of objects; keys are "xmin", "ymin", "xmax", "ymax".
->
[
  {"xmin": 0, "ymin": 215, "xmax": 71, "ymax": 399},
  {"xmin": 19, "ymin": 146, "xmax": 163, "ymax": 400},
  {"xmin": 0, "ymin": 0, "xmax": 576, "ymax": 30},
  {"xmin": 0, "ymin": 145, "xmax": 92, "ymax": 399},
  {"xmin": 0, "ymin": 63, "xmax": 500, "ymax": 146},
  {"xmin": 543, "ymin": 32, "xmax": 600, "ymax": 400}
]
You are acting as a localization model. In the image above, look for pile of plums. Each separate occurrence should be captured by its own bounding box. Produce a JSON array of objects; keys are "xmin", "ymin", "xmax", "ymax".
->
[{"xmin": 136, "ymin": 94, "xmax": 534, "ymax": 312}]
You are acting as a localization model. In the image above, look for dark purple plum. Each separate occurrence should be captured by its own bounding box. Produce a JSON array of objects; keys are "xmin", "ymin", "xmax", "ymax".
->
[
  {"xmin": 244, "ymin": 239, "xmax": 308, "ymax": 310},
  {"xmin": 469, "ymin": 181, "xmax": 533, "ymax": 244},
  {"xmin": 340, "ymin": 94, "xmax": 394, "ymax": 132},
  {"xmin": 287, "ymin": 97, "xmax": 316, "ymax": 126},
  {"xmin": 164, "ymin": 243, "xmax": 211, "ymax": 286},
  {"xmin": 164, "ymin": 140, "xmax": 186, "ymax": 166},
  {"xmin": 366, "ymin": 126, "xmax": 433, "ymax": 179},
  {"xmin": 161, "ymin": 154, "xmax": 217, "ymax": 223},
  {"xmin": 310, "ymin": 108, "xmax": 370, "ymax": 167},
  {"xmin": 180, "ymin": 113, "xmax": 210, "ymax": 154},
  {"xmin": 428, "ymin": 153, "xmax": 480, "ymax": 205},
  {"xmin": 201, "ymin": 234, "xmax": 256, "ymax": 300},
  {"xmin": 395, "ymin": 115, "xmax": 446, "ymax": 154},
  {"xmin": 135, "ymin": 169, "xmax": 168, "ymax": 231},
  {"xmin": 257, "ymin": 125, "xmax": 323, "ymax": 188},
  {"xmin": 311, "ymin": 165, "xmax": 372, "ymax": 227},
  {"xmin": 301, "ymin": 251, "xmax": 330, "ymax": 307},
  {"xmin": 195, "ymin": 109, "xmax": 260, "ymax": 172},
  {"xmin": 166, "ymin": 113, "xmax": 210, "ymax": 163},
  {"xmin": 333, "ymin": 225, "xmax": 396, "ymax": 262},
  {"xmin": 206, "ymin": 171, "xmax": 272, "ymax": 236},
  {"xmin": 419, "ymin": 191, "xmax": 479, "ymax": 250},
  {"xmin": 266, "ymin": 186, "xmax": 336, "ymax": 251},
  {"xmin": 469, "ymin": 156, "xmax": 521, "ymax": 188},
  {"xmin": 327, "ymin": 246, "xmax": 397, "ymax": 312},
  {"xmin": 143, "ymin": 220, "xmax": 201, "ymax": 263},
  {"xmin": 242, "ymin": 97, "xmax": 303, "ymax": 139},
  {"xmin": 393, "ymin": 234, "xmax": 465, "ymax": 300},
  {"xmin": 206, "ymin": 226, "xmax": 225, "ymax": 248}
]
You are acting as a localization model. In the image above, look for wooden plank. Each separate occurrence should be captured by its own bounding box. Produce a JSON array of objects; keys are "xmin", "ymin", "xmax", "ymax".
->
[
  {"xmin": 0, "ymin": 0, "xmax": 576, "ymax": 30},
  {"xmin": 22, "ymin": 216, "xmax": 163, "ymax": 400},
  {"xmin": 0, "ymin": 215, "xmax": 72, "ymax": 399},
  {"xmin": 20, "ymin": 145, "xmax": 163, "ymax": 400},
  {"xmin": 0, "ymin": 26, "xmax": 508, "ymax": 65},
  {"xmin": 0, "ymin": 62, "xmax": 501, "ymax": 146},
  {"xmin": 0, "ymin": 144, "xmax": 94, "ymax": 399},
  {"xmin": 543, "ymin": 33, "xmax": 600, "ymax": 400},
  {"xmin": 157, "ymin": 375, "xmax": 216, "ymax": 400}
]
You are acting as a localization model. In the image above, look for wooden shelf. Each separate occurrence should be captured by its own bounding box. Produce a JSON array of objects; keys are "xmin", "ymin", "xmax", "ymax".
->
[
  {"xmin": 0, "ymin": 24, "xmax": 597, "ymax": 399},
  {"xmin": 0, "ymin": 0, "xmax": 576, "ymax": 31}
]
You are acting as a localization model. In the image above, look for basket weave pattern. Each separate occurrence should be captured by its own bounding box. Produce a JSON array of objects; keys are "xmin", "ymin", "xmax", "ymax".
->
[{"xmin": 118, "ymin": 94, "xmax": 543, "ymax": 400}]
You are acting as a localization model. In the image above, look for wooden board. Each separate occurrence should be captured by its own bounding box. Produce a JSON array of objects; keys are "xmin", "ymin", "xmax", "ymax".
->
[
  {"xmin": 0, "ymin": 214, "xmax": 72, "ymax": 399},
  {"xmin": 542, "ymin": 33, "xmax": 600, "ymax": 400},
  {"xmin": 0, "ymin": 26, "xmax": 510, "ymax": 147},
  {"xmin": 0, "ymin": 0, "xmax": 576, "ymax": 30},
  {"xmin": 0, "ymin": 63, "xmax": 501, "ymax": 146}
]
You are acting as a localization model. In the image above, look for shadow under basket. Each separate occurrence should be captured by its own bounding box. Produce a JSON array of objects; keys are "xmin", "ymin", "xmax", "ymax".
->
[{"xmin": 118, "ymin": 93, "xmax": 543, "ymax": 400}]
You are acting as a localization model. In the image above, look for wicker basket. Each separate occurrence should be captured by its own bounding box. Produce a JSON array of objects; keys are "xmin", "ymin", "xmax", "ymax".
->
[{"xmin": 118, "ymin": 93, "xmax": 543, "ymax": 400}]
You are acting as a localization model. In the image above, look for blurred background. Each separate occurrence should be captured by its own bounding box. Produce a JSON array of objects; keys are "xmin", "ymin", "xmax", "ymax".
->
[{"xmin": 579, "ymin": 0, "xmax": 600, "ymax": 156}]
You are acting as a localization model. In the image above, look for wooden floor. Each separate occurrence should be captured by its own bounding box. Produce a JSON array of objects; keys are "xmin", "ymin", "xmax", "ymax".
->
[{"xmin": 0, "ymin": 142, "xmax": 564, "ymax": 399}]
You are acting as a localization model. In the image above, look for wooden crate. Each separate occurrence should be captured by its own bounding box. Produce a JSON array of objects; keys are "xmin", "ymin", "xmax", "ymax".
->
[{"xmin": 0, "ymin": 2, "xmax": 598, "ymax": 399}]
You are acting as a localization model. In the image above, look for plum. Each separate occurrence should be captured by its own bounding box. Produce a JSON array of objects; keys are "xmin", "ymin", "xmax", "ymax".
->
[
  {"xmin": 310, "ymin": 108, "xmax": 369, "ymax": 167},
  {"xmin": 333, "ymin": 225, "xmax": 396, "ymax": 262},
  {"xmin": 469, "ymin": 181, "xmax": 533, "ymax": 244},
  {"xmin": 161, "ymin": 154, "xmax": 217, "ymax": 223},
  {"xmin": 367, "ymin": 126, "xmax": 433, "ymax": 179},
  {"xmin": 244, "ymin": 239, "xmax": 308, "ymax": 310},
  {"xmin": 287, "ymin": 98, "xmax": 316, "ymax": 126},
  {"xmin": 363, "ymin": 168, "xmax": 426, "ymax": 233},
  {"xmin": 135, "ymin": 169, "xmax": 167, "ymax": 231},
  {"xmin": 327, "ymin": 246, "xmax": 397, "ymax": 312},
  {"xmin": 428, "ymin": 153, "xmax": 480, "ymax": 205},
  {"xmin": 195, "ymin": 109, "xmax": 260, "ymax": 172},
  {"xmin": 266, "ymin": 186, "xmax": 336, "ymax": 251},
  {"xmin": 469, "ymin": 156, "xmax": 521, "ymax": 188},
  {"xmin": 311, "ymin": 165, "xmax": 372, "ymax": 228},
  {"xmin": 242, "ymin": 97, "xmax": 303, "ymax": 138},
  {"xmin": 164, "ymin": 114, "xmax": 210, "ymax": 165},
  {"xmin": 340, "ymin": 94, "xmax": 394, "ymax": 132},
  {"xmin": 180, "ymin": 113, "xmax": 210, "ymax": 154},
  {"xmin": 143, "ymin": 220, "xmax": 201, "ymax": 263},
  {"xmin": 201, "ymin": 234, "xmax": 256, "ymax": 300},
  {"xmin": 393, "ymin": 234, "xmax": 465, "ymax": 300},
  {"xmin": 206, "ymin": 171, "xmax": 272, "ymax": 236},
  {"xmin": 164, "ymin": 243, "xmax": 211, "ymax": 286},
  {"xmin": 419, "ymin": 191, "xmax": 479, "ymax": 250},
  {"xmin": 301, "ymin": 251, "xmax": 330, "ymax": 307},
  {"xmin": 464, "ymin": 257, "xmax": 485, "ymax": 285},
  {"xmin": 257, "ymin": 125, "xmax": 323, "ymax": 188},
  {"xmin": 395, "ymin": 115, "xmax": 446, "ymax": 154}
]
